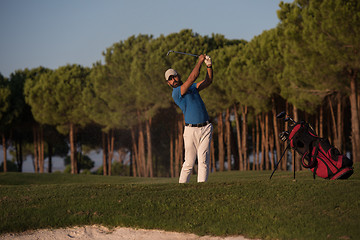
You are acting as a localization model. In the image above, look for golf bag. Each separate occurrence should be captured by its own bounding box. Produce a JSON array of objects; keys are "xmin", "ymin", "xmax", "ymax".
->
[{"xmin": 270, "ymin": 112, "xmax": 353, "ymax": 180}]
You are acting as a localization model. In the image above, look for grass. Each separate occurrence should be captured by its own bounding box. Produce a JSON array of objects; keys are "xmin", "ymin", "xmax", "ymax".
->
[{"xmin": 0, "ymin": 164, "xmax": 359, "ymax": 240}]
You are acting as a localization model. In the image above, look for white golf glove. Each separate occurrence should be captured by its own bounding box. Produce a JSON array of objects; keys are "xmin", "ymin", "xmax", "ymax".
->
[{"xmin": 205, "ymin": 55, "xmax": 212, "ymax": 67}]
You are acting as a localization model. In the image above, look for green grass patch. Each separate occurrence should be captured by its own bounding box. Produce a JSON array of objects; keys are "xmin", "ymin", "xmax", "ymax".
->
[{"xmin": 0, "ymin": 164, "xmax": 359, "ymax": 240}]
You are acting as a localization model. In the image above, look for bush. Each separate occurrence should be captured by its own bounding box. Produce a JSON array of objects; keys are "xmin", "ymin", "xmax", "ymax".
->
[
  {"xmin": 63, "ymin": 154, "xmax": 94, "ymax": 173},
  {"xmin": 81, "ymin": 169, "xmax": 91, "ymax": 175},
  {"xmin": 0, "ymin": 160, "xmax": 18, "ymax": 172},
  {"xmin": 94, "ymin": 161, "xmax": 130, "ymax": 176},
  {"xmin": 63, "ymin": 165, "xmax": 71, "ymax": 173}
]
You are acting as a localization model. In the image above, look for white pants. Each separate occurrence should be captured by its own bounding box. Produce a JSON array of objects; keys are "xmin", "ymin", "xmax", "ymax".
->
[{"xmin": 179, "ymin": 123, "xmax": 213, "ymax": 183}]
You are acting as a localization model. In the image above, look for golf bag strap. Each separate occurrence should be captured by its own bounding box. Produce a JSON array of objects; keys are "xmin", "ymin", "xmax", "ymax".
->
[
  {"xmin": 301, "ymin": 149, "xmax": 318, "ymax": 169},
  {"xmin": 301, "ymin": 152, "xmax": 310, "ymax": 167},
  {"xmin": 312, "ymin": 144, "xmax": 320, "ymax": 179}
]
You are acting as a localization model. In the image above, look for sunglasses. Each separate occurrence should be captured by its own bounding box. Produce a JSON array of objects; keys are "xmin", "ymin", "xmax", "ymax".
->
[{"xmin": 167, "ymin": 75, "xmax": 177, "ymax": 81}]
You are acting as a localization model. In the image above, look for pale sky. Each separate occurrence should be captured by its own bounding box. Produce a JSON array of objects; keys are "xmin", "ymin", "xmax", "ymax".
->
[{"xmin": 0, "ymin": 0, "xmax": 291, "ymax": 78}]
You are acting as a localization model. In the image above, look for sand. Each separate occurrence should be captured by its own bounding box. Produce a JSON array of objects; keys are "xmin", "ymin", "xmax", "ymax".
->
[{"xmin": 0, "ymin": 225, "xmax": 260, "ymax": 240}]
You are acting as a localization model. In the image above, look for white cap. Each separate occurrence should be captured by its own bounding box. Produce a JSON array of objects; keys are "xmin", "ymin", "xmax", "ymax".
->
[{"xmin": 165, "ymin": 69, "xmax": 178, "ymax": 81}]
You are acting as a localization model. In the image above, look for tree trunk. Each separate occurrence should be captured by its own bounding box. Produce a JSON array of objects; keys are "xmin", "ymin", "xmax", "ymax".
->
[
  {"xmin": 102, "ymin": 131, "xmax": 107, "ymax": 176},
  {"xmin": 47, "ymin": 143, "xmax": 52, "ymax": 173},
  {"xmin": 282, "ymin": 102, "xmax": 289, "ymax": 170},
  {"xmin": 255, "ymin": 114, "xmax": 260, "ymax": 171},
  {"xmin": 175, "ymin": 115, "xmax": 184, "ymax": 177},
  {"xmin": 337, "ymin": 93, "xmax": 343, "ymax": 151},
  {"xmin": 33, "ymin": 126, "xmax": 38, "ymax": 173},
  {"xmin": 349, "ymin": 71, "xmax": 359, "ymax": 163},
  {"xmin": 174, "ymin": 121, "xmax": 180, "ymax": 177},
  {"xmin": 170, "ymin": 129, "xmax": 174, "ymax": 178},
  {"xmin": 130, "ymin": 127, "xmax": 139, "ymax": 177},
  {"xmin": 315, "ymin": 108, "xmax": 319, "ymax": 138},
  {"xmin": 211, "ymin": 137, "xmax": 216, "ymax": 172},
  {"xmin": 15, "ymin": 140, "xmax": 19, "ymax": 171},
  {"xmin": 37, "ymin": 127, "xmax": 41, "ymax": 172},
  {"xmin": 234, "ymin": 104, "xmax": 243, "ymax": 171},
  {"xmin": 15, "ymin": 137, "xmax": 23, "ymax": 172},
  {"xmin": 265, "ymin": 113, "xmax": 270, "ymax": 170},
  {"xmin": 107, "ymin": 129, "xmax": 115, "ymax": 176},
  {"xmin": 69, "ymin": 123, "xmax": 77, "ymax": 174},
  {"xmin": 2, "ymin": 133, "xmax": 6, "ymax": 172},
  {"xmin": 225, "ymin": 108, "xmax": 231, "ymax": 171},
  {"xmin": 39, "ymin": 125, "xmax": 44, "ymax": 173},
  {"xmin": 259, "ymin": 114, "xmax": 265, "ymax": 170},
  {"xmin": 269, "ymin": 128, "xmax": 275, "ymax": 171},
  {"xmin": 138, "ymin": 124, "xmax": 146, "ymax": 177},
  {"xmin": 328, "ymin": 96, "xmax": 338, "ymax": 147},
  {"xmin": 146, "ymin": 118, "xmax": 153, "ymax": 177},
  {"xmin": 319, "ymin": 105, "xmax": 324, "ymax": 138},
  {"xmin": 292, "ymin": 106, "xmax": 301, "ymax": 171},
  {"xmin": 180, "ymin": 117, "xmax": 184, "ymax": 172},
  {"xmin": 241, "ymin": 106, "xmax": 248, "ymax": 170},
  {"xmin": 272, "ymin": 99, "xmax": 281, "ymax": 170},
  {"xmin": 218, "ymin": 112, "xmax": 225, "ymax": 171},
  {"xmin": 136, "ymin": 111, "xmax": 146, "ymax": 177},
  {"xmin": 77, "ymin": 149, "xmax": 81, "ymax": 174},
  {"xmin": 130, "ymin": 152, "xmax": 135, "ymax": 177},
  {"xmin": 251, "ymin": 123, "xmax": 255, "ymax": 171}
]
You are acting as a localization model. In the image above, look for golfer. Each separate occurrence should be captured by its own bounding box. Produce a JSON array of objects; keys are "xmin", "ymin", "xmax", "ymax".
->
[{"xmin": 165, "ymin": 54, "xmax": 213, "ymax": 183}]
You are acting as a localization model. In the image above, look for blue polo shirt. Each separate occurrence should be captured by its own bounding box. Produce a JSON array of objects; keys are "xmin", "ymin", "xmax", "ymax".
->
[{"xmin": 172, "ymin": 83, "xmax": 209, "ymax": 124}]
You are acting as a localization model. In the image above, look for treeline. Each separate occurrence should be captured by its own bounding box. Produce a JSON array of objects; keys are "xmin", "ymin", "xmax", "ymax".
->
[{"xmin": 0, "ymin": 0, "xmax": 359, "ymax": 176}]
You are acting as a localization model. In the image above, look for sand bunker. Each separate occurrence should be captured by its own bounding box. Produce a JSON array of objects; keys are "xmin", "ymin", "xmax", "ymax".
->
[{"xmin": 0, "ymin": 225, "xmax": 260, "ymax": 240}]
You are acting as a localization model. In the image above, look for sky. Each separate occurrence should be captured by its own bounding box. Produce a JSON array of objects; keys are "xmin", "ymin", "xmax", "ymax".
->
[{"xmin": 0, "ymin": 0, "xmax": 291, "ymax": 78}]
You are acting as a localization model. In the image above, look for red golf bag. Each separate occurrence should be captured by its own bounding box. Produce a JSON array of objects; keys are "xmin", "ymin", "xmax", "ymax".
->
[
  {"xmin": 270, "ymin": 112, "xmax": 353, "ymax": 180},
  {"xmin": 288, "ymin": 121, "xmax": 353, "ymax": 179}
]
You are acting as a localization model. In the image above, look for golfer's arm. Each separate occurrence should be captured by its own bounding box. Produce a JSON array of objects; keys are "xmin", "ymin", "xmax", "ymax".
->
[
  {"xmin": 181, "ymin": 60, "xmax": 203, "ymax": 95},
  {"xmin": 197, "ymin": 67, "xmax": 213, "ymax": 91}
]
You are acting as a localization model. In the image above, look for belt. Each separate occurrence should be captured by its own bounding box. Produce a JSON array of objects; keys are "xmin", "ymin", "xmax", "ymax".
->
[{"xmin": 185, "ymin": 121, "xmax": 210, "ymax": 127}]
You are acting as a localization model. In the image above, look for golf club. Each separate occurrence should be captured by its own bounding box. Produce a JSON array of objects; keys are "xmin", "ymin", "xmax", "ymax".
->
[
  {"xmin": 166, "ymin": 50, "xmax": 199, "ymax": 57},
  {"xmin": 276, "ymin": 111, "xmax": 295, "ymax": 124},
  {"xmin": 279, "ymin": 131, "xmax": 289, "ymax": 142},
  {"xmin": 276, "ymin": 111, "xmax": 286, "ymax": 119}
]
